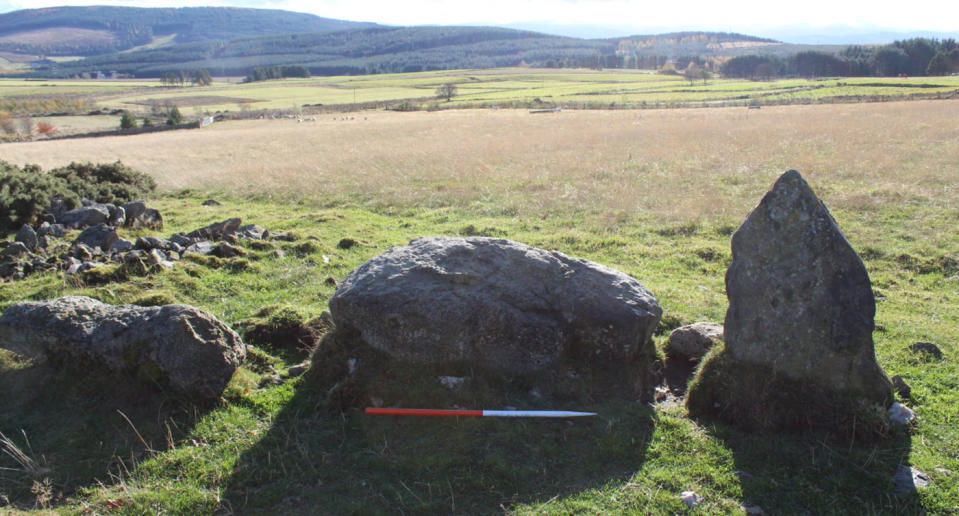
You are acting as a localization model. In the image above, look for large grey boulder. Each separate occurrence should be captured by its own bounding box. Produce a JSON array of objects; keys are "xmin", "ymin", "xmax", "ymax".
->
[
  {"xmin": 687, "ymin": 170, "xmax": 893, "ymax": 434},
  {"xmin": 329, "ymin": 236, "xmax": 662, "ymax": 375},
  {"xmin": 0, "ymin": 296, "xmax": 246, "ymax": 399},
  {"xmin": 724, "ymin": 170, "xmax": 891, "ymax": 400}
]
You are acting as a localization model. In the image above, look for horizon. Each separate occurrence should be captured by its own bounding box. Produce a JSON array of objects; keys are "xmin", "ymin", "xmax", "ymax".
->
[{"xmin": 0, "ymin": 1, "xmax": 957, "ymax": 44}]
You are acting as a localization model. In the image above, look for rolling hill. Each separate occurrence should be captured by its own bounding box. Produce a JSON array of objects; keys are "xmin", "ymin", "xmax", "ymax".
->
[
  {"xmin": 0, "ymin": 6, "xmax": 378, "ymax": 57},
  {"xmin": 0, "ymin": 5, "xmax": 849, "ymax": 78}
]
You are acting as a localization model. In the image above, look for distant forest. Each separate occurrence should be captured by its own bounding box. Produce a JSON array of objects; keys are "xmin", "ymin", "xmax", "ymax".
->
[
  {"xmin": 722, "ymin": 38, "xmax": 959, "ymax": 78},
  {"xmin": 2, "ymin": 6, "xmax": 957, "ymax": 79}
]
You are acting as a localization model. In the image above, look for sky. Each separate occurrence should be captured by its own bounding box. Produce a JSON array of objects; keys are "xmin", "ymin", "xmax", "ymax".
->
[{"xmin": 1, "ymin": 0, "xmax": 958, "ymax": 41}]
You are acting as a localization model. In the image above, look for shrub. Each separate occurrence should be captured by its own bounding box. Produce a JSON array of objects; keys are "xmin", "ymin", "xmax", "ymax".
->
[
  {"xmin": 0, "ymin": 161, "xmax": 79, "ymax": 230},
  {"xmin": 166, "ymin": 106, "xmax": 183, "ymax": 125},
  {"xmin": 49, "ymin": 161, "xmax": 156, "ymax": 205},
  {"xmin": 120, "ymin": 111, "xmax": 138, "ymax": 130}
]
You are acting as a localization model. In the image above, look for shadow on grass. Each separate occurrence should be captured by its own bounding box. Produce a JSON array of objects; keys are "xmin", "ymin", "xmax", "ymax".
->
[
  {"xmin": 705, "ymin": 422, "xmax": 921, "ymax": 514},
  {"xmin": 221, "ymin": 381, "xmax": 656, "ymax": 514},
  {"xmin": 0, "ymin": 353, "xmax": 207, "ymax": 510}
]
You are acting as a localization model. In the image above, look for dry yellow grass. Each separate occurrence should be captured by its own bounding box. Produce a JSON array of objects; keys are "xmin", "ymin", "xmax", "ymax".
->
[{"xmin": 3, "ymin": 100, "xmax": 958, "ymax": 223}]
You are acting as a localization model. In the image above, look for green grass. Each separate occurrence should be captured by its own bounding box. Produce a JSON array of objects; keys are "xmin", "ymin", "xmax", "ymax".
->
[
  {"xmin": 0, "ymin": 178, "xmax": 956, "ymax": 513},
  {"xmin": 5, "ymin": 68, "xmax": 959, "ymax": 116}
]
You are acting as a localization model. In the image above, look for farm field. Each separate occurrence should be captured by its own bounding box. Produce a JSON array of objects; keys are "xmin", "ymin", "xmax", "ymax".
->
[
  {"xmin": 0, "ymin": 100, "xmax": 958, "ymax": 514},
  {"xmin": 3, "ymin": 68, "xmax": 959, "ymax": 117}
]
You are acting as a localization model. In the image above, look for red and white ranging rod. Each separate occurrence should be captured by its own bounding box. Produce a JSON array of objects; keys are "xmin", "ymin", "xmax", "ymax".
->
[{"xmin": 365, "ymin": 408, "xmax": 597, "ymax": 418}]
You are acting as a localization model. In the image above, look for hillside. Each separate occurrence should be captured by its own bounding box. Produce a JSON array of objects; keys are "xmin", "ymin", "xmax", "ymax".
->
[{"xmin": 0, "ymin": 6, "xmax": 377, "ymax": 57}]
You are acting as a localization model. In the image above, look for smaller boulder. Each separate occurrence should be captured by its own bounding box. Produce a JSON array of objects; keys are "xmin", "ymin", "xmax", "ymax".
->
[
  {"xmin": 202, "ymin": 199, "xmax": 221, "ymax": 206},
  {"xmin": 15, "ymin": 225, "xmax": 39, "ymax": 252},
  {"xmin": 667, "ymin": 322, "xmax": 724, "ymax": 360}
]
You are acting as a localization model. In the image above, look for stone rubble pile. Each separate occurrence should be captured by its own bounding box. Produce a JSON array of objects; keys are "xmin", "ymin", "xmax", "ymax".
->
[{"xmin": 0, "ymin": 199, "xmax": 294, "ymax": 281}]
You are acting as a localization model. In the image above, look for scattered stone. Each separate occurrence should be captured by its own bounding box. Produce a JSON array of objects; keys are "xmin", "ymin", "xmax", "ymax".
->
[
  {"xmin": 121, "ymin": 253, "xmax": 149, "ymax": 276},
  {"xmin": 329, "ymin": 236, "xmax": 661, "ymax": 375},
  {"xmin": 272, "ymin": 249, "xmax": 286, "ymax": 259},
  {"xmin": 38, "ymin": 222, "xmax": 68, "ymax": 238},
  {"xmin": 0, "ymin": 241, "xmax": 30, "ymax": 260},
  {"xmin": 109, "ymin": 238, "xmax": 135, "ymax": 253},
  {"xmin": 58, "ymin": 205, "xmax": 109, "ymax": 229},
  {"xmin": 0, "ymin": 296, "xmax": 246, "ymax": 399},
  {"xmin": 72, "ymin": 224, "xmax": 118, "ymax": 252},
  {"xmin": 72, "ymin": 243, "xmax": 95, "ymax": 261},
  {"xmin": 438, "ymin": 376, "xmax": 466, "ymax": 390},
  {"xmin": 121, "ymin": 201, "xmax": 163, "ymax": 230},
  {"xmin": 891, "ymin": 375, "xmax": 912, "ymax": 399},
  {"xmin": 202, "ymin": 199, "xmax": 221, "ymax": 206},
  {"xmin": 288, "ymin": 362, "xmax": 310, "ymax": 377},
  {"xmin": 935, "ymin": 467, "xmax": 954, "ymax": 476},
  {"xmin": 666, "ymin": 322, "xmax": 724, "ymax": 360},
  {"xmin": 235, "ymin": 225, "xmax": 266, "ymax": 240},
  {"xmin": 186, "ymin": 218, "xmax": 241, "ymax": 241},
  {"xmin": 15, "ymin": 225, "xmax": 39, "ymax": 252},
  {"xmin": 686, "ymin": 170, "xmax": 893, "ymax": 434},
  {"xmin": 213, "ymin": 242, "xmax": 245, "ymax": 258},
  {"xmin": 680, "ymin": 491, "xmax": 702, "ymax": 508},
  {"xmin": 107, "ymin": 205, "xmax": 125, "ymax": 226},
  {"xmin": 76, "ymin": 261, "xmax": 105, "ymax": 273},
  {"xmin": 337, "ymin": 237, "xmax": 358, "ymax": 250},
  {"xmin": 37, "ymin": 235, "xmax": 49, "ymax": 250},
  {"xmin": 170, "ymin": 233, "xmax": 197, "ymax": 248},
  {"xmin": 135, "ymin": 236, "xmax": 168, "ymax": 251},
  {"xmin": 908, "ymin": 342, "xmax": 943, "ymax": 361},
  {"xmin": 184, "ymin": 241, "xmax": 215, "ymax": 256},
  {"xmin": 264, "ymin": 230, "xmax": 295, "ymax": 242},
  {"xmin": 147, "ymin": 249, "xmax": 167, "ymax": 265},
  {"xmin": 889, "ymin": 402, "xmax": 915, "ymax": 425},
  {"xmin": 894, "ymin": 465, "xmax": 930, "ymax": 495},
  {"xmin": 324, "ymin": 276, "xmax": 337, "ymax": 287},
  {"xmin": 744, "ymin": 506, "xmax": 764, "ymax": 515}
]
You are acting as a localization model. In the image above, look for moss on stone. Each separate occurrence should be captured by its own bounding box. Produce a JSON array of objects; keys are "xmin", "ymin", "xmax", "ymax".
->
[{"xmin": 686, "ymin": 344, "xmax": 893, "ymax": 441}]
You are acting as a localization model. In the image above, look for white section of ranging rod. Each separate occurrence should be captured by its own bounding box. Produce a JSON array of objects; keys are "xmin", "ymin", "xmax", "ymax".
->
[{"xmin": 481, "ymin": 410, "xmax": 597, "ymax": 417}]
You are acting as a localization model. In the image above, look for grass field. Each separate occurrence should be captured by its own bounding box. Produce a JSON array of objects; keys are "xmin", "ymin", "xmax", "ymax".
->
[
  {"xmin": 3, "ymin": 68, "xmax": 959, "ymax": 116},
  {"xmin": 0, "ymin": 99, "xmax": 957, "ymax": 514}
]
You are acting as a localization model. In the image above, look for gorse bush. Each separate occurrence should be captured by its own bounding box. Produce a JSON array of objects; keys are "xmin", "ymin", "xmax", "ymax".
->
[
  {"xmin": 0, "ymin": 161, "xmax": 79, "ymax": 230},
  {"xmin": 0, "ymin": 160, "xmax": 155, "ymax": 231},
  {"xmin": 49, "ymin": 161, "xmax": 156, "ymax": 206}
]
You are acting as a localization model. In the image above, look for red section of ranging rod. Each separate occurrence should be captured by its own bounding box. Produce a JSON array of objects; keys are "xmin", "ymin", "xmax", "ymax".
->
[{"xmin": 365, "ymin": 407, "xmax": 483, "ymax": 417}]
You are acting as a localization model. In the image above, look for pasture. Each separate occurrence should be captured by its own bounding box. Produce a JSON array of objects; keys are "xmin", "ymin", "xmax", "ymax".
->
[
  {"xmin": 3, "ymin": 68, "xmax": 959, "ymax": 117},
  {"xmin": 0, "ymin": 98, "xmax": 957, "ymax": 514}
]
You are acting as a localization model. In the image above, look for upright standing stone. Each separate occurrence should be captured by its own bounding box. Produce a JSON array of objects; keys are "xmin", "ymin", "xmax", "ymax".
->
[{"xmin": 687, "ymin": 170, "xmax": 893, "ymax": 434}]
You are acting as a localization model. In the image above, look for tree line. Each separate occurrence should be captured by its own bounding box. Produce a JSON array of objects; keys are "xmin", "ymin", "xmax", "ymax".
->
[{"xmin": 722, "ymin": 38, "xmax": 959, "ymax": 79}]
